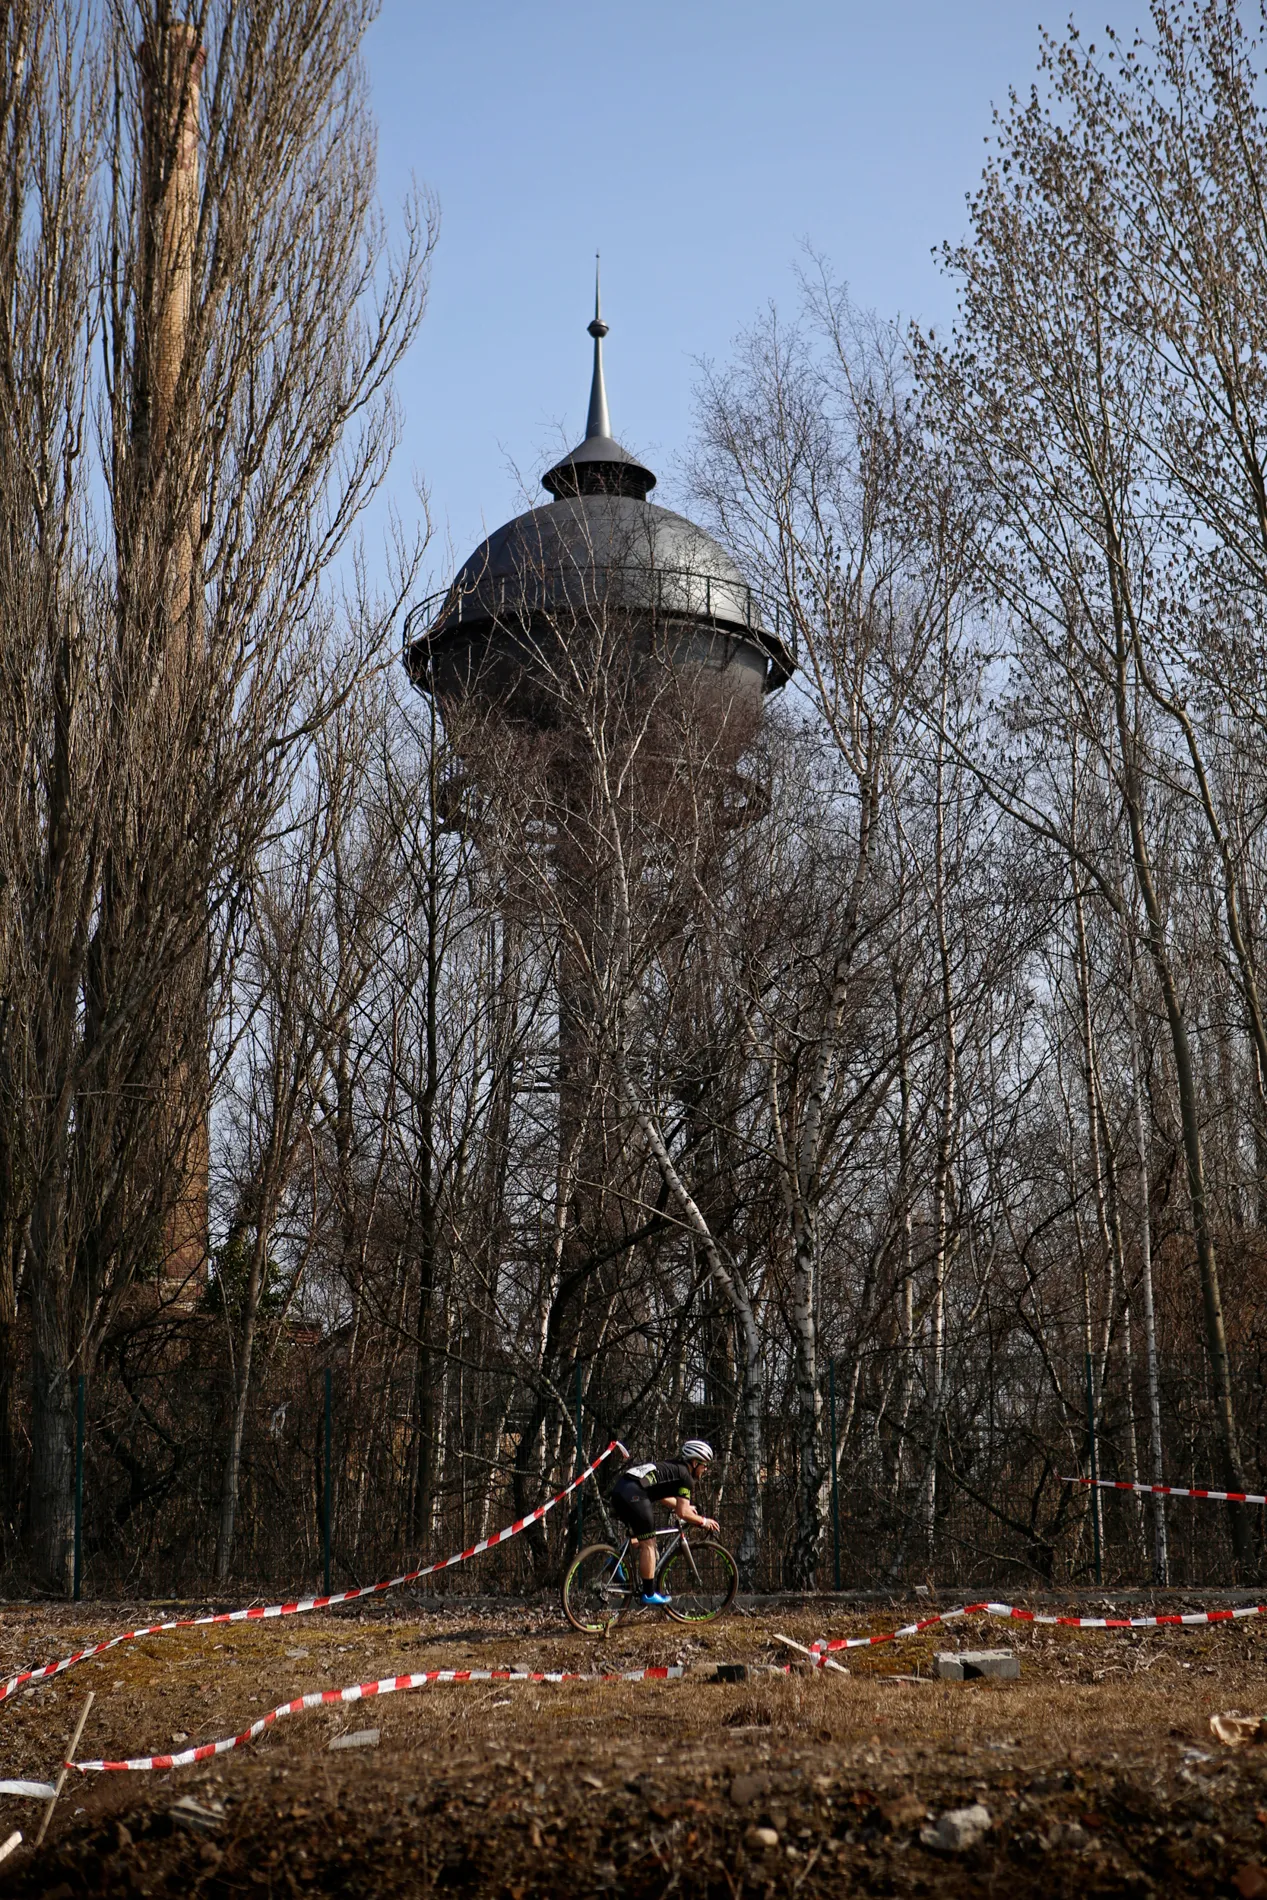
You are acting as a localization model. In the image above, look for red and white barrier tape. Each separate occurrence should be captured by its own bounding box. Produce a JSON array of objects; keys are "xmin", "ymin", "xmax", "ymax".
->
[
  {"xmin": 810, "ymin": 1599, "xmax": 1267, "ymax": 1656},
  {"xmin": 0, "ymin": 1443, "xmax": 619, "ymax": 1708},
  {"xmin": 75, "ymin": 1663, "xmax": 686, "ymax": 1772},
  {"xmin": 1063, "ymin": 1474, "xmax": 1267, "ymax": 1506}
]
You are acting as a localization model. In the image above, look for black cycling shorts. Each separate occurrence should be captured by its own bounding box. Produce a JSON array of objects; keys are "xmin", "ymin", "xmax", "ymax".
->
[{"xmin": 610, "ymin": 1474, "xmax": 656, "ymax": 1538}]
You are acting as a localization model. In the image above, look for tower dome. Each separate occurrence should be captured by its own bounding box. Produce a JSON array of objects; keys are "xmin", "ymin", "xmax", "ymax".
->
[{"xmin": 404, "ymin": 278, "xmax": 793, "ymax": 718}]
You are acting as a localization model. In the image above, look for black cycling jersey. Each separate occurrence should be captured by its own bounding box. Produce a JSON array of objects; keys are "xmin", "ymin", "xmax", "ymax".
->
[{"xmin": 621, "ymin": 1459, "xmax": 694, "ymax": 1504}]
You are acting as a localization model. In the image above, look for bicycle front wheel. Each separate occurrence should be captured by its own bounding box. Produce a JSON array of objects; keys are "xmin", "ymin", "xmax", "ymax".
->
[
  {"xmin": 662, "ymin": 1539, "xmax": 739, "ymax": 1622},
  {"xmin": 562, "ymin": 1543, "xmax": 634, "ymax": 1634}
]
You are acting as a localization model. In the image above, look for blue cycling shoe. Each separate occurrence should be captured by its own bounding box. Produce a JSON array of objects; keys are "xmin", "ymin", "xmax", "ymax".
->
[{"xmin": 639, "ymin": 1588, "xmax": 671, "ymax": 1606}]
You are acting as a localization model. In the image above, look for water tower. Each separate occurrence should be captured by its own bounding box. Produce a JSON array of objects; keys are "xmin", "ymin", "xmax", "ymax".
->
[
  {"xmin": 404, "ymin": 279, "xmax": 791, "ymax": 726},
  {"xmin": 402, "ymin": 282, "xmax": 790, "ymax": 1498}
]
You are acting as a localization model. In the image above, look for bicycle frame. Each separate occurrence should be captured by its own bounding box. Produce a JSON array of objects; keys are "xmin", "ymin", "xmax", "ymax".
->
[{"xmin": 608, "ymin": 1525, "xmax": 701, "ymax": 1593}]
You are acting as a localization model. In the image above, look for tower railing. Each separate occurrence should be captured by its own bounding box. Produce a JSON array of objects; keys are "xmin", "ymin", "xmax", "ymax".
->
[{"xmin": 402, "ymin": 565, "xmax": 798, "ymax": 672}]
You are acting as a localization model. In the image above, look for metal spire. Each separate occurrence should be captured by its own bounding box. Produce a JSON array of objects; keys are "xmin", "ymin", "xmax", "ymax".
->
[
  {"xmin": 541, "ymin": 260, "xmax": 655, "ymax": 498},
  {"xmin": 584, "ymin": 254, "xmax": 611, "ymax": 441}
]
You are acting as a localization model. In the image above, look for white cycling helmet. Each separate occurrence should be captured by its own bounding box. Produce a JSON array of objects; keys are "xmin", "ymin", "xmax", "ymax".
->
[{"xmin": 680, "ymin": 1438, "xmax": 714, "ymax": 1464}]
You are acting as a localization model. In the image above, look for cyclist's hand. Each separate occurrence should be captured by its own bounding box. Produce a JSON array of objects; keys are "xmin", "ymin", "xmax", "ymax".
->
[{"xmin": 702, "ymin": 1516, "xmax": 720, "ymax": 1535}]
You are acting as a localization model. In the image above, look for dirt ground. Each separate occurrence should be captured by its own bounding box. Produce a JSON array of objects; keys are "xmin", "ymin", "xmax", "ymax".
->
[{"xmin": 2, "ymin": 1593, "xmax": 1267, "ymax": 1897}]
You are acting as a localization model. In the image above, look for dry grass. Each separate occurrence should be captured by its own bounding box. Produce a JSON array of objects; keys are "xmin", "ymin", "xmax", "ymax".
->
[{"xmin": 2, "ymin": 1598, "xmax": 1266, "ymax": 1894}]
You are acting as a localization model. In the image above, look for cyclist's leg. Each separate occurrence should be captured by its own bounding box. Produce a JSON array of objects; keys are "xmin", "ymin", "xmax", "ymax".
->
[{"xmin": 610, "ymin": 1477, "xmax": 661, "ymax": 1599}]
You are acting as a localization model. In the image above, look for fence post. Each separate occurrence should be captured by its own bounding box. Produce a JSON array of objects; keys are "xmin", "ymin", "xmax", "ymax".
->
[
  {"xmin": 73, "ymin": 1373, "xmax": 85, "ymax": 1602},
  {"xmin": 574, "ymin": 1360, "xmax": 584, "ymax": 1548},
  {"xmin": 829, "ymin": 1358, "xmax": 841, "ymax": 1591},
  {"xmin": 323, "ymin": 1368, "xmax": 332, "ymax": 1596},
  {"xmin": 1085, "ymin": 1350, "xmax": 1102, "ymax": 1586}
]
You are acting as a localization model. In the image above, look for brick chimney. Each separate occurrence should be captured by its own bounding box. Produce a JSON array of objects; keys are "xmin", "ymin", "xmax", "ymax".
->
[{"xmin": 137, "ymin": 19, "xmax": 209, "ymax": 1301}]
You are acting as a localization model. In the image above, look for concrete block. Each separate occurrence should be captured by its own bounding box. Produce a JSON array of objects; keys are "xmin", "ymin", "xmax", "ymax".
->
[
  {"xmin": 328, "ymin": 1727, "xmax": 381, "ymax": 1750},
  {"xmin": 933, "ymin": 1649, "xmax": 1019, "ymax": 1681},
  {"xmin": 920, "ymin": 1804, "xmax": 992, "ymax": 1851}
]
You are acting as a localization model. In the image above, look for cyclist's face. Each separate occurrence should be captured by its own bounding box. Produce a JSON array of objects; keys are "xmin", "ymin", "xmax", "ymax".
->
[{"xmin": 689, "ymin": 1459, "xmax": 710, "ymax": 1481}]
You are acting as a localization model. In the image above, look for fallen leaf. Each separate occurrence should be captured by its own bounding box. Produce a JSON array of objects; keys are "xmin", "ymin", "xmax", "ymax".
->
[{"xmin": 1212, "ymin": 1712, "xmax": 1267, "ymax": 1747}]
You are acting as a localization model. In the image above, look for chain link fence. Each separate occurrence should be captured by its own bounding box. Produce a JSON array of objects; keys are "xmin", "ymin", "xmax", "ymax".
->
[{"xmin": 7, "ymin": 1311, "xmax": 1267, "ymax": 1599}]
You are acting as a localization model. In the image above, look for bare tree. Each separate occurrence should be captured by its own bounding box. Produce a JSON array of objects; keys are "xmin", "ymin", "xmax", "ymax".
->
[
  {"xmin": 0, "ymin": 0, "xmax": 433, "ymax": 1588},
  {"xmin": 691, "ymin": 279, "xmax": 975, "ymax": 1583},
  {"xmin": 917, "ymin": 8, "xmax": 1265, "ymax": 1567}
]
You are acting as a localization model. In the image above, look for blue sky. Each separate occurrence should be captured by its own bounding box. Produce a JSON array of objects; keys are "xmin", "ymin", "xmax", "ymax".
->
[{"xmin": 364, "ymin": 1, "xmax": 1145, "ymax": 581}]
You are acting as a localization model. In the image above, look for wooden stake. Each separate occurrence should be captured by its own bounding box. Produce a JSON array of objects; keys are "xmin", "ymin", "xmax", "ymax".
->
[
  {"xmin": 774, "ymin": 1631, "xmax": 850, "ymax": 1677},
  {"xmin": 35, "ymin": 1690, "xmax": 94, "ymax": 1848}
]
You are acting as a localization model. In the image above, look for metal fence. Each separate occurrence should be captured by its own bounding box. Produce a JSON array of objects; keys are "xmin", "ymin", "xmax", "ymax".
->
[{"xmin": 10, "ymin": 1319, "xmax": 1267, "ymax": 1601}]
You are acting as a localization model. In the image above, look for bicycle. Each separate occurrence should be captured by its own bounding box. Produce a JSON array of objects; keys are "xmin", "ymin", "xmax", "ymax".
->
[{"xmin": 562, "ymin": 1524, "xmax": 739, "ymax": 1634}]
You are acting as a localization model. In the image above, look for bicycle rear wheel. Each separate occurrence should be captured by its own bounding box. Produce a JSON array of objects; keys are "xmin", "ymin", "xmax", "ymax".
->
[
  {"xmin": 661, "ymin": 1539, "xmax": 739, "ymax": 1622},
  {"xmin": 562, "ymin": 1543, "xmax": 634, "ymax": 1634}
]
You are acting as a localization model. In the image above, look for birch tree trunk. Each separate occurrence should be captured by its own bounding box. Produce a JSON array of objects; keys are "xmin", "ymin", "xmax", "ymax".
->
[
  {"xmin": 1130, "ymin": 984, "xmax": 1168, "ymax": 1584},
  {"xmin": 1112, "ymin": 629, "xmax": 1251, "ymax": 1569},
  {"xmin": 922, "ymin": 672, "xmax": 958, "ymax": 1562},
  {"xmin": 622, "ymin": 1079, "xmax": 765, "ymax": 1588}
]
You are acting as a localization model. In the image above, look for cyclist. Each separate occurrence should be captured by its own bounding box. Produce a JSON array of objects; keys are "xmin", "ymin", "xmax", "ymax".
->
[{"xmin": 609, "ymin": 1439, "xmax": 719, "ymax": 1605}]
